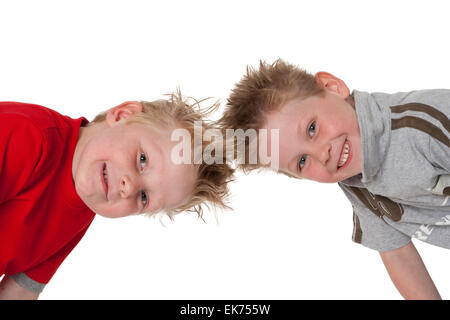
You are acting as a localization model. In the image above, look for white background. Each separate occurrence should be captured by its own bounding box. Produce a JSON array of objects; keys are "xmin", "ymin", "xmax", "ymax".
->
[{"xmin": 1, "ymin": 0, "xmax": 450, "ymax": 300}]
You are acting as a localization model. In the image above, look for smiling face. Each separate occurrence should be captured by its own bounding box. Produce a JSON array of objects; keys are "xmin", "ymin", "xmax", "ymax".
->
[
  {"xmin": 72, "ymin": 102, "xmax": 197, "ymax": 218},
  {"xmin": 261, "ymin": 73, "xmax": 362, "ymax": 183}
]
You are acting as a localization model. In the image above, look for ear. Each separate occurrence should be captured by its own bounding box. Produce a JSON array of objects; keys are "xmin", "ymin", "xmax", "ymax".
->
[
  {"xmin": 105, "ymin": 101, "xmax": 143, "ymax": 126},
  {"xmin": 314, "ymin": 72, "xmax": 350, "ymax": 99}
]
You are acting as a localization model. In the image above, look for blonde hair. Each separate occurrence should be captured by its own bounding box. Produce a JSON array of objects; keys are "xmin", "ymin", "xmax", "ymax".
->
[
  {"xmin": 90, "ymin": 90, "xmax": 235, "ymax": 219},
  {"xmin": 218, "ymin": 59, "xmax": 325, "ymax": 172}
]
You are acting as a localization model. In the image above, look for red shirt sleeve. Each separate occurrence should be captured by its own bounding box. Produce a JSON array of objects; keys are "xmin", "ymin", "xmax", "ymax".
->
[{"xmin": 23, "ymin": 226, "xmax": 91, "ymax": 284}]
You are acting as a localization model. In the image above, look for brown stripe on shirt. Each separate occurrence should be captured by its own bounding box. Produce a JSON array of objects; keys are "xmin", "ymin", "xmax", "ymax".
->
[
  {"xmin": 391, "ymin": 116, "xmax": 450, "ymax": 148},
  {"xmin": 391, "ymin": 103, "xmax": 450, "ymax": 134},
  {"xmin": 353, "ymin": 210, "xmax": 362, "ymax": 244}
]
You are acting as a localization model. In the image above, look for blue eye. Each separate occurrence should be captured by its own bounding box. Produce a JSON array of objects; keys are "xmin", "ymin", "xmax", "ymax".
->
[
  {"xmin": 298, "ymin": 155, "xmax": 307, "ymax": 171},
  {"xmin": 308, "ymin": 121, "xmax": 316, "ymax": 137},
  {"xmin": 139, "ymin": 152, "xmax": 147, "ymax": 170},
  {"xmin": 141, "ymin": 191, "xmax": 148, "ymax": 206},
  {"xmin": 138, "ymin": 152, "xmax": 148, "ymax": 208}
]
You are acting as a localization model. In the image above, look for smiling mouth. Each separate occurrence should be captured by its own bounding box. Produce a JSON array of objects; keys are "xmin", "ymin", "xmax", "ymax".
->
[
  {"xmin": 102, "ymin": 163, "xmax": 109, "ymax": 197},
  {"xmin": 338, "ymin": 139, "xmax": 351, "ymax": 169}
]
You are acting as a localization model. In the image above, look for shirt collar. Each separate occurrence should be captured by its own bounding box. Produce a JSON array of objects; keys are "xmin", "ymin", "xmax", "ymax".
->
[{"xmin": 352, "ymin": 90, "xmax": 392, "ymax": 185}]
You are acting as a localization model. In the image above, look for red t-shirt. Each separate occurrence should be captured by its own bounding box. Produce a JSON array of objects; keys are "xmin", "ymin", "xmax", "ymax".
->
[{"xmin": 0, "ymin": 102, "xmax": 95, "ymax": 288}]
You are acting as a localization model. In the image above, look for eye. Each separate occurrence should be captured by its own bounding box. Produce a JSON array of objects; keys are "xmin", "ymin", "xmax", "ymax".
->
[
  {"xmin": 308, "ymin": 121, "xmax": 316, "ymax": 137},
  {"xmin": 141, "ymin": 191, "xmax": 148, "ymax": 206},
  {"xmin": 138, "ymin": 151, "xmax": 148, "ymax": 209},
  {"xmin": 139, "ymin": 152, "xmax": 147, "ymax": 171},
  {"xmin": 298, "ymin": 154, "xmax": 307, "ymax": 171}
]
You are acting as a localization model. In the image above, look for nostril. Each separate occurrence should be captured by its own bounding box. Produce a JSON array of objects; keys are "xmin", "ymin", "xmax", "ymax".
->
[
  {"xmin": 324, "ymin": 144, "xmax": 332, "ymax": 164},
  {"xmin": 120, "ymin": 175, "xmax": 133, "ymax": 198}
]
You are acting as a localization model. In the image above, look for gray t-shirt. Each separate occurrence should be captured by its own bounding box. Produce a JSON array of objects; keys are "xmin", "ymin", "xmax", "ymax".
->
[{"xmin": 339, "ymin": 89, "xmax": 450, "ymax": 251}]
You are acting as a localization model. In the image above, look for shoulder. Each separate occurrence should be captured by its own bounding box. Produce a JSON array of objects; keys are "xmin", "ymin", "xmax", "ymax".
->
[
  {"xmin": 0, "ymin": 103, "xmax": 45, "ymax": 145},
  {"xmin": 388, "ymin": 90, "xmax": 450, "ymax": 159},
  {"xmin": 0, "ymin": 105, "xmax": 46, "ymax": 202},
  {"xmin": 0, "ymin": 102, "xmax": 51, "ymax": 152},
  {"xmin": 389, "ymin": 89, "xmax": 450, "ymax": 115},
  {"xmin": 0, "ymin": 101, "xmax": 73, "ymax": 173},
  {"xmin": 0, "ymin": 101, "xmax": 67, "ymax": 130}
]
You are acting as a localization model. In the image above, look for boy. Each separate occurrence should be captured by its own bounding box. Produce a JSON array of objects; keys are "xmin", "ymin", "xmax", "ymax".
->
[
  {"xmin": 0, "ymin": 92, "xmax": 234, "ymax": 299},
  {"xmin": 219, "ymin": 59, "xmax": 450, "ymax": 299}
]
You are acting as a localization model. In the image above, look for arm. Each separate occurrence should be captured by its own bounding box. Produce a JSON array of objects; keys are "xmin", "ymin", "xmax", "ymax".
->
[
  {"xmin": 0, "ymin": 275, "xmax": 39, "ymax": 300},
  {"xmin": 379, "ymin": 241, "xmax": 441, "ymax": 300}
]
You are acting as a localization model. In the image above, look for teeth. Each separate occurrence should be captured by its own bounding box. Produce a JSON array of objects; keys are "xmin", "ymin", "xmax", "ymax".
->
[
  {"xmin": 338, "ymin": 141, "xmax": 349, "ymax": 167},
  {"xmin": 103, "ymin": 166, "xmax": 108, "ymax": 186}
]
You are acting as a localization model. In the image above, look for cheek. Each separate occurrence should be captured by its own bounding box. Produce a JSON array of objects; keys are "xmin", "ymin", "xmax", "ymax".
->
[
  {"xmin": 94, "ymin": 128, "xmax": 132, "ymax": 154},
  {"xmin": 82, "ymin": 136, "xmax": 113, "ymax": 162},
  {"xmin": 323, "ymin": 115, "xmax": 347, "ymax": 135},
  {"xmin": 96, "ymin": 200, "xmax": 138, "ymax": 218},
  {"xmin": 304, "ymin": 164, "xmax": 334, "ymax": 183},
  {"xmin": 343, "ymin": 109, "xmax": 360, "ymax": 133}
]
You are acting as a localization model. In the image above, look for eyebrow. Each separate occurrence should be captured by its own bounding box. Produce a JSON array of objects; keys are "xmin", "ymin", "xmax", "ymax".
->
[
  {"xmin": 279, "ymin": 167, "xmax": 301, "ymax": 179},
  {"xmin": 296, "ymin": 116, "xmax": 303, "ymax": 138},
  {"xmin": 152, "ymin": 198, "xmax": 163, "ymax": 214},
  {"xmin": 148, "ymin": 140, "xmax": 166, "ymax": 213}
]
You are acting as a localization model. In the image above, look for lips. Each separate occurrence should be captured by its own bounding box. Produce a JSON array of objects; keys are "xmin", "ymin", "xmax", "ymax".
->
[
  {"xmin": 337, "ymin": 139, "xmax": 352, "ymax": 170},
  {"xmin": 101, "ymin": 163, "xmax": 108, "ymax": 198}
]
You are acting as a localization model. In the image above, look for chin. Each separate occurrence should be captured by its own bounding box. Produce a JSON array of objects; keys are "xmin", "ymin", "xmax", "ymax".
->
[
  {"xmin": 95, "ymin": 211, "xmax": 121, "ymax": 219},
  {"xmin": 94, "ymin": 208, "xmax": 131, "ymax": 219}
]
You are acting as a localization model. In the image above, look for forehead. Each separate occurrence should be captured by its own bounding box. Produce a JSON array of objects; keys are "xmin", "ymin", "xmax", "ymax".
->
[
  {"xmin": 162, "ymin": 160, "xmax": 197, "ymax": 209},
  {"xmin": 263, "ymin": 99, "xmax": 305, "ymax": 135}
]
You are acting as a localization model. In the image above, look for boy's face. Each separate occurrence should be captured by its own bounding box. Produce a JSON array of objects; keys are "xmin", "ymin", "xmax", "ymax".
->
[
  {"xmin": 262, "ymin": 72, "xmax": 362, "ymax": 183},
  {"xmin": 72, "ymin": 102, "xmax": 196, "ymax": 218}
]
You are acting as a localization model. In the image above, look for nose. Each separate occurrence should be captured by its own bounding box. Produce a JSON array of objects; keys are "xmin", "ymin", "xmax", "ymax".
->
[
  {"xmin": 314, "ymin": 143, "xmax": 331, "ymax": 165},
  {"xmin": 120, "ymin": 174, "xmax": 137, "ymax": 198}
]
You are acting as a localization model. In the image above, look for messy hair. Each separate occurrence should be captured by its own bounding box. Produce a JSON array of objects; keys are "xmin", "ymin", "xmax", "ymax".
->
[
  {"xmin": 90, "ymin": 90, "xmax": 235, "ymax": 220},
  {"xmin": 218, "ymin": 59, "xmax": 325, "ymax": 172}
]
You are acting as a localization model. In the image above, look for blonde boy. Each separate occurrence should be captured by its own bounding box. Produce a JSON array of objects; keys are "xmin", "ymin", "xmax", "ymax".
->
[
  {"xmin": 219, "ymin": 59, "xmax": 450, "ymax": 299},
  {"xmin": 0, "ymin": 91, "xmax": 233, "ymax": 299}
]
